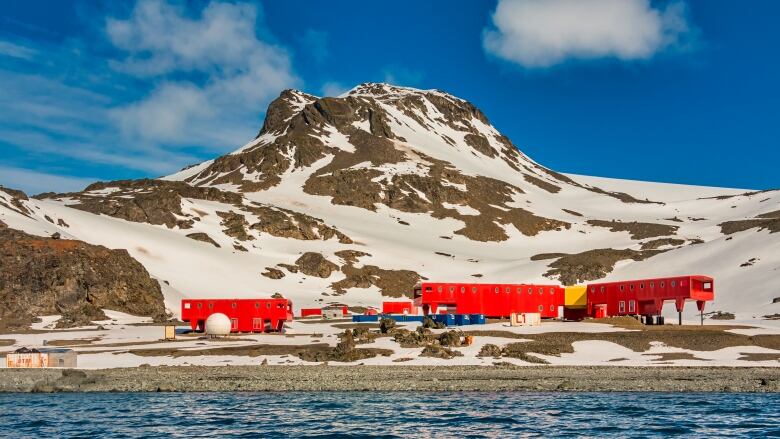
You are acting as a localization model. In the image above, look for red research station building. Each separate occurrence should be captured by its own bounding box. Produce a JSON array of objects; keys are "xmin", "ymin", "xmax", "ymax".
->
[
  {"xmin": 382, "ymin": 301, "xmax": 416, "ymax": 315},
  {"xmin": 181, "ymin": 298, "xmax": 293, "ymax": 333},
  {"xmin": 414, "ymin": 282, "xmax": 565, "ymax": 318},
  {"xmin": 585, "ymin": 275, "xmax": 714, "ymax": 323}
]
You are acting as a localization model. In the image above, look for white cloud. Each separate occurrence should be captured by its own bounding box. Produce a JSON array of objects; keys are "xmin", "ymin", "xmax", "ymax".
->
[
  {"xmin": 382, "ymin": 66, "xmax": 423, "ymax": 86},
  {"xmin": 107, "ymin": 0, "xmax": 299, "ymax": 148},
  {"xmin": 0, "ymin": 40, "xmax": 37, "ymax": 60},
  {"xmin": 483, "ymin": 0, "xmax": 693, "ymax": 68},
  {"xmin": 0, "ymin": 166, "xmax": 97, "ymax": 195},
  {"xmin": 321, "ymin": 81, "xmax": 349, "ymax": 97}
]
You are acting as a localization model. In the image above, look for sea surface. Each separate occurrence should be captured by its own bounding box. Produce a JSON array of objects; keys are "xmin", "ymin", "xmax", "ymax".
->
[{"xmin": 0, "ymin": 392, "xmax": 778, "ymax": 438}]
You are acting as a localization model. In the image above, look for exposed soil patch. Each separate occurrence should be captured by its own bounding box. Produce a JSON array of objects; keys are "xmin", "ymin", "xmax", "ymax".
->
[
  {"xmin": 39, "ymin": 179, "xmax": 242, "ymax": 229},
  {"xmin": 531, "ymin": 248, "xmax": 664, "ymax": 285},
  {"xmin": 330, "ymin": 263, "xmax": 421, "ymax": 297},
  {"xmin": 185, "ymin": 233, "xmax": 220, "ymax": 248},
  {"xmin": 217, "ymin": 212, "xmax": 253, "ymax": 241},
  {"xmin": 420, "ymin": 345, "xmax": 462, "ymax": 359},
  {"xmin": 645, "ymin": 352, "xmax": 708, "ymax": 362},
  {"xmin": 128, "ymin": 344, "xmax": 333, "ymax": 358},
  {"xmin": 562, "ymin": 209, "xmax": 583, "ymax": 217},
  {"xmin": 719, "ymin": 216, "xmax": 780, "ymax": 235},
  {"xmin": 640, "ymin": 238, "xmax": 685, "ymax": 250},
  {"xmin": 523, "ymin": 174, "xmax": 561, "ymax": 193},
  {"xmin": 737, "ymin": 353, "xmax": 780, "ymax": 362},
  {"xmin": 261, "ymin": 268, "xmax": 285, "ymax": 279},
  {"xmin": 45, "ymin": 337, "xmax": 101, "ymax": 347},
  {"xmin": 709, "ymin": 311, "xmax": 736, "ymax": 320},
  {"xmin": 473, "ymin": 329, "xmax": 780, "ymax": 356},
  {"xmin": 295, "ymin": 253, "xmax": 339, "ymax": 278},
  {"xmin": 334, "ymin": 250, "xmax": 371, "ymax": 265},
  {"xmin": 247, "ymin": 204, "xmax": 352, "ymax": 243},
  {"xmin": 587, "ymin": 219, "xmax": 678, "ymax": 240}
]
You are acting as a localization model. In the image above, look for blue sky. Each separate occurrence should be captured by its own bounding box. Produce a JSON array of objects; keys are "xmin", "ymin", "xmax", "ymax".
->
[{"xmin": 0, "ymin": 0, "xmax": 778, "ymax": 194}]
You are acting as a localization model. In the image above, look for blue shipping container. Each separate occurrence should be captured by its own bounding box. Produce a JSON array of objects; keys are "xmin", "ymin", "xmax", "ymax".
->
[{"xmin": 470, "ymin": 314, "xmax": 486, "ymax": 325}]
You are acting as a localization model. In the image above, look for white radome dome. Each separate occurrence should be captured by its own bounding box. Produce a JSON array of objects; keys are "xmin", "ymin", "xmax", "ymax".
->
[{"xmin": 205, "ymin": 313, "xmax": 231, "ymax": 336}]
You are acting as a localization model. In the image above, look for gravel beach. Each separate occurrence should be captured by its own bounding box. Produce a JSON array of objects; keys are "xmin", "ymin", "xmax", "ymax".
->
[{"xmin": 1, "ymin": 366, "xmax": 778, "ymax": 393}]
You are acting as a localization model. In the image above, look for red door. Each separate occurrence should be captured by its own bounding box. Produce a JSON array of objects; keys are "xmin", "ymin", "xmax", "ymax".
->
[{"xmin": 595, "ymin": 304, "xmax": 608, "ymax": 319}]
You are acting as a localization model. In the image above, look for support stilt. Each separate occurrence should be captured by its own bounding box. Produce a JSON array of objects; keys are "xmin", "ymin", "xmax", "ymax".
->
[{"xmin": 679, "ymin": 311, "xmax": 682, "ymax": 326}]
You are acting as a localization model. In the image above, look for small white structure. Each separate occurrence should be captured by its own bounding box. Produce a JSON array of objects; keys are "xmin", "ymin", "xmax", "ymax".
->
[
  {"xmin": 6, "ymin": 347, "xmax": 77, "ymax": 368},
  {"xmin": 510, "ymin": 312, "xmax": 541, "ymax": 327},
  {"xmin": 205, "ymin": 313, "xmax": 232, "ymax": 337}
]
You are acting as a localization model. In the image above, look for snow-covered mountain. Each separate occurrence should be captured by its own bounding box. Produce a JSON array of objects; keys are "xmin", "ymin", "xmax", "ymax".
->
[{"xmin": 2, "ymin": 83, "xmax": 779, "ymax": 320}]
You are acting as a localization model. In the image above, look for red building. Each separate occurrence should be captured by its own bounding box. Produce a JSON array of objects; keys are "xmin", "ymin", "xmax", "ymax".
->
[
  {"xmin": 300, "ymin": 308, "xmax": 323, "ymax": 318},
  {"xmin": 414, "ymin": 282, "xmax": 565, "ymax": 318},
  {"xmin": 585, "ymin": 275, "xmax": 714, "ymax": 323},
  {"xmin": 181, "ymin": 298, "xmax": 293, "ymax": 333},
  {"xmin": 382, "ymin": 301, "xmax": 415, "ymax": 315}
]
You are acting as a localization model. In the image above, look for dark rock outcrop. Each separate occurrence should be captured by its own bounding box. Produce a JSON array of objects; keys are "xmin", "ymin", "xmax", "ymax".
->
[
  {"xmin": 185, "ymin": 233, "xmax": 220, "ymax": 248},
  {"xmin": 38, "ymin": 180, "xmax": 242, "ymax": 229},
  {"xmin": 532, "ymin": 248, "xmax": 665, "ymax": 285},
  {"xmin": 295, "ymin": 252, "xmax": 339, "ymax": 278},
  {"xmin": 0, "ymin": 227, "xmax": 166, "ymax": 330}
]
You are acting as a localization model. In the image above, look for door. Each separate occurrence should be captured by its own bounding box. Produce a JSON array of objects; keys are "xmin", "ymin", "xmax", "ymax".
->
[
  {"xmin": 252, "ymin": 318, "xmax": 263, "ymax": 331},
  {"xmin": 230, "ymin": 318, "xmax": 239, "ymax": 332},
  {"xmin": 595, "ymin": 304, "xmax": 608, "ymax": 318}
]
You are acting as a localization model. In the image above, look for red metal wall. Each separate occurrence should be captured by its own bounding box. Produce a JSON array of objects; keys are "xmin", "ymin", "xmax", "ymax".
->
[
  {"xmin": 585, "ymin": 275, "xmax": 714, "ymax": 318},
  {"xmin": 414, "ymin": 282, "xmax": 564, "ymax": 318},
  {"xmin": 382, "ymin": 301, "xmax": 414, "ymax": 315},
  {"xmin": 181, "ymin": 298, "xmax": 293, "ymax": 333},
  {"xmin": 300, "ymin": 308, "xmax": 323, "ymax": 318}
]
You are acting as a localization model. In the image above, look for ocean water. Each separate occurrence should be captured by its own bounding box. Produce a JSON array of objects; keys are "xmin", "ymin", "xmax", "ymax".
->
[{"xmin": 0, "ymin": 392, "xmax": 778, "ymax": 438}]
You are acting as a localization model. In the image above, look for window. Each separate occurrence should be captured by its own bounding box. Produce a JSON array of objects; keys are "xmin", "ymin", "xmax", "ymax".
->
[
  {"xmin": 517, "ymin": 287, "xmax": 522, "ymax": 293},
  {"xmin": 671, "ymin": 281, "xmax": 676, "ymax": 288},
  {"xmin": 640, "ymin": 283, "xmax": 644, "ymax": 289},
  {"xmin": 619, "ymin": 301, "xmax": 626, "ymax": 313},
  {"xmin": 650, "ymin": 282, "xmax": 654, "ymax": 288},
  {"xmin": 630, "ymin": 284, "xmax": 635, "ymax": 291},
  {"xmin": 628, "ymin": 300, "xmax": 636, "ymax": 313},
  {"xmin": 460, "ymin": 286, "xmax": 465, "ymax": 293},
  {"xmin": 184, "ymin": 303, "xmax": 191, "ymax": 309},
  {"xmin": 495, "ymin": 287, "xmax": 499, "ymax": 293},
  {"xmin": 231, "ymin": 302, "xmax": 237, "ymax": 308},
  {"xmin": 550, "ymin": 305, "xmax": 555, "ymax": 311},
  {"xmin": 600, "ymin": 286, "xmax": 605, "ymax": 293},
  {"xmin": 449, "ymin": 286, "xmax": 455, "ymax": 293},
  {"xmin": 660, "ymin": 282, "xmax": 665, "ymax": 288},
  {"xmin": 528, "ymin": 288, "xmax": 532, "ymax": 294},
  {"xmin": 591, "ymin": 287, "xmax": 595, "ymax": 293},
  {"xmin": 620, "ymin": 285, "xmax": 625, "ymax": 292},
  {"xmin": 538, "ymin": 305, "xmax": 543, "ymax": 312},
  {"xmin": 703, "ymin": 282, "xmax": 712, "ymax": 290},
  {"xmin": 266, "ymin": 303, "xmax": 271, "ymax": 309},
  {"xmin": 208, "ymin": 303, "xmax": 214, "ymax": 309},
  {"xmin": 255, "ymin": 302, "xmax": 260, "ymax": 308},
  {"xmin": 196, "ymin": 302, "xmax": 202, "ymax": 309},
  {"xmin": 472, "ymin": 287, "xmax": 477, "ymax": 293},
  {"xmin": 505, "ymin": 287, "xmax": 510, "ymax": 293},
  {"xmin": 538, "ymin": 288, "xmax": 543, "ymax": 294},
  {"xmin": 438, "ymin": 286, "xmax": 443, "ymax": 293},
  {"xmin": 550, "ymin": 288, "xmax": 554, "ymax": 294}
]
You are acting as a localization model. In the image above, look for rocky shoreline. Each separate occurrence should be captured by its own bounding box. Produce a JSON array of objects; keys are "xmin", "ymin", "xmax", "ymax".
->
[{"xmin": 1, "ymin": 366, "xmax": 778, "ymax": 393}]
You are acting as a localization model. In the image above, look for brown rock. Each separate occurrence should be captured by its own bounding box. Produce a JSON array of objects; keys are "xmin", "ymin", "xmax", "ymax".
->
[
  {"xmin": 0, "ymin": 227, "xmax": 166, "ymax": 330},
  {"xmin": 295, "ymin": 252, "xmax": 339, "ymax": 278},
  {"xmin": 185, "ymin": 233, "xmax": 220, "ymax": 248}
]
